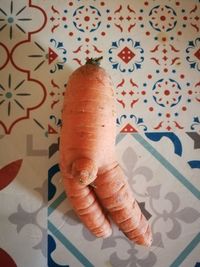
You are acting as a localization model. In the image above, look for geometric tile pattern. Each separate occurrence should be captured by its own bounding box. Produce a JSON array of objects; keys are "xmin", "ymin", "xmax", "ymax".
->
[{"xmin": 0, "ymin": 0, "xmax": 199, "ymax": 266}]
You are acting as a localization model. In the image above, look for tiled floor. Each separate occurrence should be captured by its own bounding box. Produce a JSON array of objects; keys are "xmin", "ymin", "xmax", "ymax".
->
[{"xmin": 0, "ymin": 0, "xmax": 199, "ymax": 266}]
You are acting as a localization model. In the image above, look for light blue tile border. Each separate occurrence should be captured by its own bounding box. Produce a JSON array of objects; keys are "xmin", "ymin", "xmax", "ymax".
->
[
  {"xmin": 131, "ymin": 133, "xmax": 200, "ymax": 200},
  {"xmin": 48, "ymin": 220, "xmax": 95, "ymax": 267},
  {"xmin": 170, "ymin": 232, "xmax": 200, "ymax": 267},
  {"xmin": 48, "ymin": 132, "xmax": 199, "ymax": 266},
  {"xmin": 48, "ymin": 191, "xmax": 66, "ymax": 216}
]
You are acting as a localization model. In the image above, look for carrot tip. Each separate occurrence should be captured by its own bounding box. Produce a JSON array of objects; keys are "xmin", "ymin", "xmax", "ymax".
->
[{"xmin": 96, "ymin": 228, "xmax": 112, "ymax": 238}]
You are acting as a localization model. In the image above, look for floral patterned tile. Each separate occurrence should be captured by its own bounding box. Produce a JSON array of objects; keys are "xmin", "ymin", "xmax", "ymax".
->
[{"xmin": 0, "ymin": 0, "xmax": 199, "ymax": 266}]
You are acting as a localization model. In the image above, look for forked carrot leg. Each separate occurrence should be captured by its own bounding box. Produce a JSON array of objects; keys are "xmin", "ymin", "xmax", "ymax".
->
[
  {"xmin": 94, "ymin": 164, "xmax": 152, "ymax": 246},
  {"xmin": 63, "ymin": 176, "xmax": 112, "ymax": 238}
]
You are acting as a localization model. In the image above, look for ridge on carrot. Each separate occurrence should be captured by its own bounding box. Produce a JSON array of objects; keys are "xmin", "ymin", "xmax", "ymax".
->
[{"xmin": 59, "ymin": 57, "xmax": 152, "ymax": 246}]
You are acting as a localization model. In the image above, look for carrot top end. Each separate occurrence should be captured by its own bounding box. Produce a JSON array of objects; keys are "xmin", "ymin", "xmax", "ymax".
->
[{"xmin": 86, "ymin": 56, "xmax": 103, "ymax": 66}]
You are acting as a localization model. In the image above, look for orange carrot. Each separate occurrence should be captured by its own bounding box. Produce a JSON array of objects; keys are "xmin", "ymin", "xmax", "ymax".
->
[{"xmin": 60, "ymin": 57, "xmax": 152, "ymax": 246}]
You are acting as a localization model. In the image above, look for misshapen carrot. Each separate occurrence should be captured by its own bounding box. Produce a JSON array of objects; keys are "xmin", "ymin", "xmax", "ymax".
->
[
  {"xmin": 60, "ymin": 57, "xmax": 152, "ymax": 246},
  {"xmin": 94, "ymin": 164, "xmax": 152, "ymax": 246},
  {"xmin": 63, "ymin": 177, "xmax": 112, "ymax": 238}
]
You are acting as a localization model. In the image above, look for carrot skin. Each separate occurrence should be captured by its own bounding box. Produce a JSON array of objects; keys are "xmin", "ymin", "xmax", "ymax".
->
[
  {"xmin": 63, "ymin": 176, "xmax": 112, "ymax": 238},
  {"xmin": 132, "ymin": 225, "xmax": 152, "ymax": 247},
  {"xmin": 111, "ymin": 200, "xmax": 141, "ymax": 225},
  {"xmin": 60, "ymin": 61, "xmax": 152, "ymax": 246},
  {"xmin": 94, "ymin": 164, "xmax": 152, "ymax": 246}
]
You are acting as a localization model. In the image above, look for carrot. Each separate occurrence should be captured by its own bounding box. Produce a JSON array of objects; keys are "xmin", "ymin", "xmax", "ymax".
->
[
  {"xmin": 59, "ymin": 57, "xmax": 152, "ymax": 246},
  {"xmin": 63, "ymin": 177, "xmax": 112, "ymax": 238}
]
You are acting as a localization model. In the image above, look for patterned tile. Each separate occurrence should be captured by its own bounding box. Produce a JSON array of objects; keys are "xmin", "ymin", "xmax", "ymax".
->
[{"xmin": 0, "ymin": 0, "xmax": 199, "ymax": 266}]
